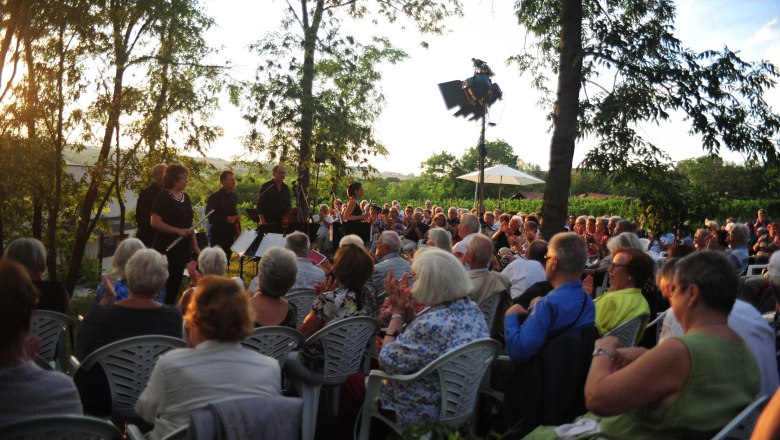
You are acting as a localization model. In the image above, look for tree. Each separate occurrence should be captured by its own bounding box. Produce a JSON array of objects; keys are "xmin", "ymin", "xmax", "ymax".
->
[
  {"xmin": 234, "ymin": 0, "xmax": 462, "ymax": 218},
  {"xmin": 513, "ymin": 0, "xmax": 780, "ymax": 239}
]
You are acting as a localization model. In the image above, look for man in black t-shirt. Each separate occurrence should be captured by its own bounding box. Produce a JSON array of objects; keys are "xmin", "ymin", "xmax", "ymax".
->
[
  {"xmin": 135, "ymin": 164, "xmax": 166, "ymax": 247},
  {"xmin": 256, "ymin": 165, "xmax": 291, "ymax": 233},
  {"xmin": 206, "ymin": 170, "xmax": 240, "ymax": 258}
]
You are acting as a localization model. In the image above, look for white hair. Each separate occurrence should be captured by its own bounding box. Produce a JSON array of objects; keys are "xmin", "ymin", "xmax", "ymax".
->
[
  {"xmin": 339, "ymin": 234, "xmax": 364, "ymax": 248},
  {"xmin": 411, "ymin": 248, "xmax": 473, "ymax": 305},
  {"xmin": 198, "ymin": 246, "xmax": 228, "ymax": 276},
  {"xmin": 126, "ymin": 249, "xmax": 168, "ymax": 297}
]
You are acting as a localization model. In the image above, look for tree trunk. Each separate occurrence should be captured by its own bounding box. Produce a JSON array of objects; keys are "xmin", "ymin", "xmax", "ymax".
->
[
  {"xmin": 47, "ymin": 23, "xmax": 67, "ymax": 280},
  {"xmin": 297, "ymin": 0, "xmax": 324, "ymax": 220},
  {"xmin": 540, "ymin": 0, "xmax": 583, "ymax": 241},
  {"xmin": 64, "ymin": 13, "xmax": 126, "ymax": 294}
]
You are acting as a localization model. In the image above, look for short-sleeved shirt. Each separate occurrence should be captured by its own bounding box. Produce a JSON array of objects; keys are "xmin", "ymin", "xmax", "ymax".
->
[{"xmin": 151, "ymin": 191, "xmax": 194, "ymax": 256}]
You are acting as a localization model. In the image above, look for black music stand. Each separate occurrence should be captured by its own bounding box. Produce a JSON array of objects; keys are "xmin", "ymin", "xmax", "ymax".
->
[{"xmin": 288, "ymin": 222, "xmax": 318, "ymax": 243}]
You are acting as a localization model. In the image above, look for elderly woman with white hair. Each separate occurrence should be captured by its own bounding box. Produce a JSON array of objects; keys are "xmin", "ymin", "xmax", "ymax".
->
[
  {"xmin": 3, "ymin": 238, "xmax": 70, "ymax": 314},
  {"xmin": 345, "ymin": 248, "xmax": 489, "ymax": 428},
  {"xmin": 95, "ymin": 237, "xmax": 164, "ymax": 304},
  {"xmin": 178, "ymin": 246, "xmax": 239, "ymax": 313},
  {"xmin": 249, "ymin": 247, "xmax": 298, "ymax": 327},
  {"xmin": 425, "ymin": 227, "xmax": 453, "ymax": 252},
  {"xmin": 75, "ymin": 249, "xmax": 183, "ymax": 417}
]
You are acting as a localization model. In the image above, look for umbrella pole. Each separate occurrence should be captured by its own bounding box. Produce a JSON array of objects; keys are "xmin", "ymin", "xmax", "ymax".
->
[{"xmin": 499, "ymin": 177, "xmax": 502, "ymax": 210}]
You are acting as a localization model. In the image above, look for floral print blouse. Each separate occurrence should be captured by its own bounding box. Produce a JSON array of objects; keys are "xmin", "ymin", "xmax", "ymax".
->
[{"xmin": 379, "ymin": 297, "xmax": 489, "ymax": 427}]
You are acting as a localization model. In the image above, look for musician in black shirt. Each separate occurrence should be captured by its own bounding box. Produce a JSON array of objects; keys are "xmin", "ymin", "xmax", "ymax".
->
[
  {"xmin": 151, "ymin": 164, "xmax": 200, "ymax": 304},
  {"xmin": 135, "ymin": 164, "xmax": 166, "ymax": 247},
  {"xmin": 206, "ymin": 170, "xmax": 240, "ymax": 258},
  {"xmin": 255, "ymin": 165, "xmax": 291, "ymax": 233}
]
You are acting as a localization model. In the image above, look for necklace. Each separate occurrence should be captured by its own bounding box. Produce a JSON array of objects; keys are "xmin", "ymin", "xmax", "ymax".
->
[{"xmin": 168, "ymin": 190, "xmax": 185, "ymax": 202}]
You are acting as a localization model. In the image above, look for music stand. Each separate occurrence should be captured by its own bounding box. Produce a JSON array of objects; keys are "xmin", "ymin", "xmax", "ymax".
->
[
  {"xmin": 343, "ymin": 222, "xmax": 371, "ymax": 243},
  {"xmin": 288, "ymin": 222, "xmax": 318, "ymax": 243},
  {"xmin": 245, "ymin": 208, "xmax": 260, "ymax": 224}
]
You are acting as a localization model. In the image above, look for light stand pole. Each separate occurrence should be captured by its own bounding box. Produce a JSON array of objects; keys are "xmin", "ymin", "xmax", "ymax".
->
[{"xmin": 477, "ymin": 107, "xmax": 487, "ymax": 215}]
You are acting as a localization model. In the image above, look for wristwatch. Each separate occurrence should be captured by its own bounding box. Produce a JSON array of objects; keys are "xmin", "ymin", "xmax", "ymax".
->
[{"xmin": 592, "ymin": 347, "xmax": 615, "ymax": 361}]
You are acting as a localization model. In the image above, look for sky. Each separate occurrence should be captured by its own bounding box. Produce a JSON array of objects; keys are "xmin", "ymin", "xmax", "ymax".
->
[{"xmin": 201, "ymin": 0, "xmax": 780, "ymax": 176}]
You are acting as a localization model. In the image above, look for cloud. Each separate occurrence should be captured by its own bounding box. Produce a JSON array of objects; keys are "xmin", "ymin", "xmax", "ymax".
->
[{"xmin": 746, "ymin": 18, "xmax": 779, "ymax": 47}]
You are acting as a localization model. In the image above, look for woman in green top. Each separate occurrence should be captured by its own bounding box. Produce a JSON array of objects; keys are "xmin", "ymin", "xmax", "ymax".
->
[
  {"xmin": 525, "ymin": 251, "xmax": 760, "ymax": 440},
  {"xmin": 593, "ymin": 248, "xmax": 653, "ymax": 335}
]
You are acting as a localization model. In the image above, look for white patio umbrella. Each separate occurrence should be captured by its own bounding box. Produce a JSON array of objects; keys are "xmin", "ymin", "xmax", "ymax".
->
[{"xmin": 456, "ymin": 164, "xmax": 545, "ymax": 209}]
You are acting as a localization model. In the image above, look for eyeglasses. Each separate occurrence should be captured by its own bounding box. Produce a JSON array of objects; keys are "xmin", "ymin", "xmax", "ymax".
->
[{"xmin": 608, "ymin": 262, "xmax": 629, "ymax": 270}]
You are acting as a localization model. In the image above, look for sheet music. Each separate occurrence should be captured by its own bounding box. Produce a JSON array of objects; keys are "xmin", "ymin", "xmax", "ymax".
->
[
  {"xmin": 254, "ymin": 233, "xmax": 287, "ymax": 257},
  {"xmin": 231, "ymin": 230, "xmax": 258, "ymax": 255}
]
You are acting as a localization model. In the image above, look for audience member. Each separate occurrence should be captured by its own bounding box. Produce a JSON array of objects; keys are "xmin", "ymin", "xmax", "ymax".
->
[
  {"xmin": 284, "ymin": 231, "xmax": 325, "ymax": 291},
  {"xmin": 453, "ymin": 213, "xmax": 481, "ymax": 257},
  {"xmin": 592, "ymin": 248, "xmax": 653, "ymax": 336},
  {"xmin": 0, "ymin": 260, "xmax": 82, "ymax": 427},
  {"xmin": 3, "ymin": 238, "xmax": 70, "ymax": 314},
  {"xmin": 250, "ymin": 247, "xmax": 298, "ymax": 328},
  {"xmin": 371, "ymin": 231, "xmax": 411, "ymax": 297},
  {"xmin": 178, "ymin": 246, "xmax": 232, "ymax": 313},
  {"xmin": 95, "ymin": 238, "xmax": 160, "ymax": 304},
  {"xmin": 502, "ymin": 241, "xmax": 546, "ymax": 302},
  {"xmin": 504, "ymin": 233, "xmax": 595, "ymax": 363},
  {"xmin": 526, "ymin": 251, "xmax": 760, "ymax": 439},
  {"xmin": 75, "ymin": 249, "xmax": 182, "ymax": 416},
  {"xmin": 136, "ymin": 276, "xmax": 280, "ymax": 439},
  {"xmin": 426, "ymin": 227, "xmax": 453, "ymax": 252}
]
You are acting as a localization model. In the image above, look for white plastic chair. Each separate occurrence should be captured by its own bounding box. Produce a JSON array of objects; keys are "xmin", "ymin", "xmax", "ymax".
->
[
  {"xmin": 241, "ymin": 326, "xmax": 305, "ymax": 367},
  {"xmin": 746, "ymin": 264, "xmax": 768, "ymax": 276},
  {"xmin": 0, "ymin": 415, "xmax": 122, "ymax": 439},
  {"xmin": 604, "ymin": 314, "xmax": 648, "ymax": 348},
  {"xmin": 478, "ymin": 293, "xmax": 503, "ymax": 332},
  {"xmin": 357, "ymin": 338, "xmax": 501, "ymax": 440},
  {"xmin": 644, "ymin": 310, "xmax": 668, "ymax": 345},
  {"xmin": 70, "ymin": 335, "xmax": 185, "ymax": 420},
  {"xmin": 710, "ymin": 395, "xmax": 769, "ymax": 440},
  {"xmin": 286, "ymin": 290, "xmax": 316, "ymax": 327},
  {"xmin": 31, "ymin": 310, "xmax": 77, "ymax": 371},
  {"xmin": 283, "ymin": 316, "xmax": 380, "ymax": 440}
]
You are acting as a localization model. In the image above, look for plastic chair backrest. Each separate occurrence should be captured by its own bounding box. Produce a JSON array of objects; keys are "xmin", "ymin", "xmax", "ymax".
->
[
  {"xmin": 77, "ymin": 335, "xmax": 185, "ymax": 416},
  {"xmin": 31, "ymin": 310, "xmax": 77, "ymax": 364},
  {"xmin": 286, "ymin": 290, "xmax": 316, "ymax": 327},
  {"xmin": 604, "ymin": 314, "xmax": 647, "ymax": 348},
  {"xmin": 433, "ymin": 339, "xmax": 502, "ymax": 426},
  {"xmin": 645, "ymin": 310, "xmax": 668, "ymax": 345},
  {"xmin": 306, "ymin": 316, "xmax": 379, "ymax": 379},
  {"xmin": 478, "ymin": 294, "xmax": 502, "ymax": 331},
  {"xmin": 0, "ymin": 415, "xmax": 122, "ymax": 439},
  {"xmin": 746, "ymin": 264, "xmax": 768, "ymax": 276},
  {"xmin": 710, "ymin": 395, "xmax": 769, "ymax": 440},
  {"xmin": 241, "ymin": 326, "xmax": 305, "ymax": 367}
]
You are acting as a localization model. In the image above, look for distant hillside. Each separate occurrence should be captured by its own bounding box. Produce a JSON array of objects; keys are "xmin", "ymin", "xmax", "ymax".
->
[{"xmin": 62, "ymin": 146, "xmax": 412, "ymax": 179}]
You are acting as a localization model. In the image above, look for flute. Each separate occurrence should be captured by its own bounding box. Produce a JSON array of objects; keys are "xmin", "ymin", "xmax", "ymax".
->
[{"xmin": 165, "ymin": 209, "xmax": 215, "ymax": 253}]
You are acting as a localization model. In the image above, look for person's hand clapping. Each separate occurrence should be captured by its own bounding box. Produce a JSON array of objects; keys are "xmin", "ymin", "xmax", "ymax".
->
[
  {"xmin": 583, "ymin": 274, "xmax": 594, "ymax": 295},
  {"xmin": 99, "ymin": 274, "xmax": 117, "ymax": 305}
]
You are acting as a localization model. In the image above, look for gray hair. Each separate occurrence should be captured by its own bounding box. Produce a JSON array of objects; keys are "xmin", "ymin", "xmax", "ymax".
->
[
  {"xmin": 675, "ymin": 251, "xmax": 736, "ymax": 314},
  {"xmin": 548, "ymin": 232, "xmax": 587, "ymax": 275},
  {"xmin": 466, "ymin": 234, "xmax": 494, "ymax": 268},
  {"xmin": 257, "ymin": 247, "xmax": 298, "ymax": 298},
  {"xmin": 125, "ymin": 249, "xmax": 168, "ymax": 297},
  {"xmin": 460, "ymin": 213, "xmax": 481, "ymax": 234},
  {"xmin": 339, "ymin": 234, "xmax": 364, "ymax": 248},
  {"xmin": 198, "ymin": 247, "xmax": 228, "ymax": 276},
  {"xmin": 112, "ymin": 238, "xmax": 146, "ymax": 279},
  {"xmin": 729, "ymin": 224, "xmax": 749, "ymax": 247},
  {"xmin": 285, "ymin": 231, "xmax": 310, "ymax": 257},
  {"xmin": 3, "ymin": 238, "xmax": 47, "ymax": 276},
  {"xmin": 411, "ymin": 248, "xmax": 473, "ymax": 305},
  {"xmin": 378, "ymin": 230, "xmax": 402, "ymax": 252},
  {"xmin": 427, "ymin": 228, "xmax": 452, "ymax": 252},
  {"xmin": 606, "ymin": 232, "xmax": 643, "ymax": 253}
]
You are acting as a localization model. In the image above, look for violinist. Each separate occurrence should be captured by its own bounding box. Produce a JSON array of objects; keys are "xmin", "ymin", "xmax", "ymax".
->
[
  {"xmin": 255, "ymin": 165, "xmax": 291, "ymax": 233},
  {"xmin": 206, "ymin": 170, "xmax": 240, "ymax": 258}
]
